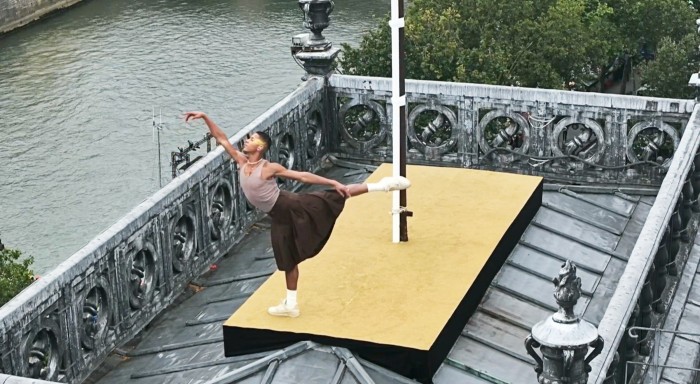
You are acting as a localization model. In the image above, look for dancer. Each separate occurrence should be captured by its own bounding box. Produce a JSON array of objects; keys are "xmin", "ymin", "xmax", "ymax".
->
[{"xmin": 184, "ymin": 112, "xmax": 410, "ymax": 317}]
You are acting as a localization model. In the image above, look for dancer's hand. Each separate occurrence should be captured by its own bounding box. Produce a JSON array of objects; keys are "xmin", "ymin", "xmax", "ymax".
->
[
  {"xmin": 333, "ymin": 181, "xmax": 351, "ymax": 198},
  {"xmin": 184, "ymin": 111, "xmax": 206, "ymax": 122}
]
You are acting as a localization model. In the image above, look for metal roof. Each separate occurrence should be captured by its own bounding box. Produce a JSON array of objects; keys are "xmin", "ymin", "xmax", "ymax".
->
[{"xmin": 87, "ymin": 162, "xmax": 655, "ymax": 384}]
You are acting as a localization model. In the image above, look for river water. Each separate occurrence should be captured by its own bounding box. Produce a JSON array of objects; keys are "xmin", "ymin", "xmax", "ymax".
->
[{"xmin": 0, "ymin": 0, "xmax": 389, "ymax": 274}]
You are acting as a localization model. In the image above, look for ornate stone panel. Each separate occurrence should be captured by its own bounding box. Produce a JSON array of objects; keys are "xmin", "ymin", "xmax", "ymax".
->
[
  {"xmin": 125, "ymin": 239, "xmax": 159, "ymax": 312},
  {"xmin": 208, "ymin": 175, "xmax": 235, "ymax": 243},
  {"xmin": 22, "ymin": 312, "xmax": 63, "ymax": 381},
  {"xmin": 78, "ymin": 277, "xmax": 112, "ymax": 353},
  {"xmin": 275, "ymin": 131, "xmax": 296, "ymax": 188},
  {"xmin": 626, "ymin": 120, "xmax": 680, "ymax": 169},
  {"xmin": 407, "ymin": 103, "xmax": 459, "ymax": 158},
  {"xmin": 338, "ymin": 97, "xmax": 388, "ymax": 152},
  {"xmin": 478, "ymin": 110, "xmax": 531, "ymax": 155},
  {"xmin": 305, "ymin": 107, "xmax": 324, "ymax": 160},
  {"xmin": 551, "ymin": 117, "xmax": 607, "ymax": 164}
]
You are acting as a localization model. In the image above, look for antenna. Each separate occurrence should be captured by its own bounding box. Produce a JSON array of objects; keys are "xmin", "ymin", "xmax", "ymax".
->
[{"xmin": 152, "ymin": 107, "xmax": 164, "ymax": 188}]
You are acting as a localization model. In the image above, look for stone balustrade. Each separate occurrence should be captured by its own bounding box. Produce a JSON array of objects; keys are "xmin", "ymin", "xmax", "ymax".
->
[
  {"xmin": 328, "ymin": 75, "xmax": 694, "ymax": 186},
  {"xmin": 588, "ymin": 104, "xmax": 700, "ymax": 383}
]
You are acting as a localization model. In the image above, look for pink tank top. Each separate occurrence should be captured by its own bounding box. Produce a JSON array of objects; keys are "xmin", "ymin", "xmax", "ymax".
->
[{"xmin": 239, "ymin": 161, "xmax": 280, "ymax": 213}]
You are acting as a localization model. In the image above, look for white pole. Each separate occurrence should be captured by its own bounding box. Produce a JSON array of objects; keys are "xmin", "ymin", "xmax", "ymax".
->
[{"xmin": 390, "ymin": 0, "xmax": 405, "ymax": 243}]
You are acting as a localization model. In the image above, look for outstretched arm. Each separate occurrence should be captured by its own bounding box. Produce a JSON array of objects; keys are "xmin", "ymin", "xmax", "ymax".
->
[
  {"xmin": 266, "ymin": 163, "xmax": 351, "ymax": 198},
  {"xmin": 184, "ymin": 111, "xmax": 246, "ymax": 165}
]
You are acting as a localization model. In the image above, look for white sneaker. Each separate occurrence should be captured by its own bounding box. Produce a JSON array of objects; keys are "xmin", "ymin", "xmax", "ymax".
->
[
  {"xmin": 377, "ymin": 176, "xmax": 411, "ymax": 192},
  {"xmin": 267, "ymin": 300, "xmax": 300, "ymax": 318}
]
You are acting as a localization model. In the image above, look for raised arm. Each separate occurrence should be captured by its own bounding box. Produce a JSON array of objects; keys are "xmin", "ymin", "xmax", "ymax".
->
[
  {"xmin": 266, "ymin": 162, "xmax": 350, "ymax": 198},
  {"xmin": 184, "ymin": 111, "xmax": 247, "ymax": 165}
]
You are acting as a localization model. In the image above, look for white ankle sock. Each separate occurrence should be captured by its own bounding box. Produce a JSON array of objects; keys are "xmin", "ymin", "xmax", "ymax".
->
[
  {"xmin": 367, "ymin": 182, "xmax": 383, "ymax": 192},
  {"xmin": 286, "ymin": 289, "xmax": 297, "ymax": 307}
]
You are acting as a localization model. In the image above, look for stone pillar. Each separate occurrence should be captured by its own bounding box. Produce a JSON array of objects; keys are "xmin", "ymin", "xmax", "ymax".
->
[
  {"xmin": 525, "ymin": 261, "xmax": 604, "ymax": 384},
  {"xmin": 291, "ymin": 0, "xmax": 340, "ymax": 78}
]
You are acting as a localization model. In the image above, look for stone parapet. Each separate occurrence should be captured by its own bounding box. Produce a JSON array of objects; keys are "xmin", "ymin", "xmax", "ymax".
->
[{"xmin": 329, "ymin": 75, "xmax": 696, "ymax": 186}]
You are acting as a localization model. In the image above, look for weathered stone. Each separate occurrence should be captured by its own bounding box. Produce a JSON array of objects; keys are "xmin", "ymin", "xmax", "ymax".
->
[{"xmin": 0, "ymin": 0, "xmax": 83, "ymax": 34}]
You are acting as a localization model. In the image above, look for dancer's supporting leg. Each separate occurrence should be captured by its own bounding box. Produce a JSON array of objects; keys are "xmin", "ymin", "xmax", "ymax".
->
[{"xmin": 267, "ymin": 176, "xmax": 410, "ymax": 318}]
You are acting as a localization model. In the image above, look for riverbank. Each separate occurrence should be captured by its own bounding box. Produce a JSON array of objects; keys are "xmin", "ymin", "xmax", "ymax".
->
[{"xmin": 0, "ymin": 0, "xmax": 83, "ymax": 34}]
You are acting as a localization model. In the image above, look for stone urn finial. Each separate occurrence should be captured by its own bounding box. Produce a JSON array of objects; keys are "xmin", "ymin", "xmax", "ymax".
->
[
  {"xmin": 526, "ymin": 261, "xmax": 604, "ymax": 384},
  {"xmin": 552, "ymin": 260, "xmax": 582, "ymax": 323},
  {"xmin": 292, "ymin": 0, "xmax": 340, "ymax": 78},
  {"xmin": 298, "ymin": 0, "xmax": 334, "ymax": 51}
]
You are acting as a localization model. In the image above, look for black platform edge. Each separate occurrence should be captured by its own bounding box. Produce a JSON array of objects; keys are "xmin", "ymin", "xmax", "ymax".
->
[
  {"xmin": 427, "ymin": 178, "xmax": 543, "ymax": 381},
  {"xmin": 223, "ymin": 179, "xmax": 544, "ymax": 384}
]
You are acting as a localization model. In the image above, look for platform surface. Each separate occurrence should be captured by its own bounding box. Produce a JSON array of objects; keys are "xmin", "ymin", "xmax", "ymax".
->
[{"xmin": 224, "ymin": 163, "xmax": 543, "ymax": 351}]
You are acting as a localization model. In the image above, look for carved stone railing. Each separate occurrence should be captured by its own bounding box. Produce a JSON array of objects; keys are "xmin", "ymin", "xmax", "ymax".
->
[
  {"xmin": 588, "ymin": 104, "xmax": 700, "ymax": 383},
  {"xmin": 0, "ymin": 78, "xmax": 328, "ymax": 383},
  {"xmin": 328, "ymin": 75, "xmax": 695, "ymax": 186}
]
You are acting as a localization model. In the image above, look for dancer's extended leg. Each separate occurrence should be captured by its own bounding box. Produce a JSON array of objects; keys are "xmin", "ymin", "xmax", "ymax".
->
[{"xmin": 347, "ymin": 176, "xmax": 411, "ymax": 197}]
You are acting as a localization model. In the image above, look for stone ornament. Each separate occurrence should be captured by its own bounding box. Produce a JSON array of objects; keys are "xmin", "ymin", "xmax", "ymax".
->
[
  {"xmin": 551, "ymin": 117, "xmax": 607, "ymax": 164},
  {"xmin": 626, "ymin": 119, "xmax": 680, "ymax": 168},
  {"xmin": 525, "ymin": 261, "xmax": 604, "ymax": 384},
  {"xmin": 209, "ymin": 179, "xmax": 234, "ymax": 241},
  {"xmin": 338, "ymin": 98, "xmax": 387, "ymax": 151},
  {"xmin": 407, "ymin": 103, "xmax": 458, "ymax": 157},
  {"xmin": 478, "ymin": 110, "xmax": 530, "ymax": 155},
  {"xmin": 305, "ymin": 108, "xmax": 324, "ymax": 159}
]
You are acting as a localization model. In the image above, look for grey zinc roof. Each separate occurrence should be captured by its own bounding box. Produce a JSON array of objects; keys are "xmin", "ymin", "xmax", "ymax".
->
[{"xmin": 87, "ymin": 162, "xmax": 655, "ymax": 384}]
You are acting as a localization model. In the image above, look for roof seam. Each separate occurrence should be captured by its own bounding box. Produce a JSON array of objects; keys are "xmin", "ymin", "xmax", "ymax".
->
[
  {"xmin": 459, "ymin": 331, "xmax": 534, "ymax": 365},
  {"xmin": 206, "ymin": 291, "xmax": 253, "ymax": 305},
  {"xmin": 444, "ymin": 357, "xmax": 510, "ymax": 384},
  {"xmin": 518, "ymin": 240, "xmax": 606, "ymax": 275},
  {"xmin": 196, "ymin": 270, "xmax": 273, "ymax": 287},
  {"xmin": 505, "ymin": 260, "xmax": 595, "ymax": 297},
  {"xmin": 127, "ymin": 336, "xmax": 222, "ymax": 357},
  {"xmin": 491, "ymin": 284, "xmax": 558, "ymax": 313},
  {"xmin": 476, "ymin": 307, "xmax": 533, "ymax": 332},
  {"xmin": 129, "ymin": 351, "xmax": 270, "ymax": 379},
  {"xmin": 530, "ymin": 221, "xmax": 628, "ymax": 261},
  {"xmin": 540, "ymin": 203, "xmax": 623, "ymax": 236},
  {"xmin": 558, "ymin": 189, "xmax": 633, "ymax": 217}
]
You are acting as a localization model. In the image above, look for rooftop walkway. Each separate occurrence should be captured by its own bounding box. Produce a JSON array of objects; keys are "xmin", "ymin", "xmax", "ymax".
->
[{"xmin": 88, "ymin": 162, "xmax": 653, "ymax": 384}]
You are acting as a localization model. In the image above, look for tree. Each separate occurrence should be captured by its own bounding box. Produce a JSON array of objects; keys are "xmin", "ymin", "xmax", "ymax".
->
[
  {"xmin": 340, "ymin": 0, "xmax": 700, "ymax": 98},
  {"xmin": 638, "ymin": 33, "xmax": 700, "ymax": 98},
  {"xmin": 0, "ymin": 240, "xmax": 35, "ymax": 307}
]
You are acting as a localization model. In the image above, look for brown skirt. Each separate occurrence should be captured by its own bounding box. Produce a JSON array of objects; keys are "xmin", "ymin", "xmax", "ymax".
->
[{"xmin": 267, "ymin": 190, "xmax": 346, "ymax": 271}]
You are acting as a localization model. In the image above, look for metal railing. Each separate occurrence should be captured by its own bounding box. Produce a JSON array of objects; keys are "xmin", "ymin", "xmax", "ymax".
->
[{"xmin": 625, "ymin": 327, "xmax": 700, "ymax": 383}]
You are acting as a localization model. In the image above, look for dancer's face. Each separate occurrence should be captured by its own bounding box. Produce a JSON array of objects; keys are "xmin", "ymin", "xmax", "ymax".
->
[{"xmin": 244, "ymin": 134, "xmax": 267, "ymax": 154}]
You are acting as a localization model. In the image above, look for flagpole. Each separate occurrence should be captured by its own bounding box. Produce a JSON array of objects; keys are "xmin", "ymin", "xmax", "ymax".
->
[{"xmin": 390, "ymin": 0, "xmax": 408, "ymax": 243}]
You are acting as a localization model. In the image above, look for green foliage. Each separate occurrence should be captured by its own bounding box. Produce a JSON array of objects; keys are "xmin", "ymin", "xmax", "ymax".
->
[
  {"xmin": 638, "ymin": 33, "xmax": 700, "ymax": 98},
  {"xmin": 0, "ymin": 247, "xmax": 35, "ymax": 307},
  {"xmin": 340, "ymin": 0, "xmax": 700, "ymax": 98}
]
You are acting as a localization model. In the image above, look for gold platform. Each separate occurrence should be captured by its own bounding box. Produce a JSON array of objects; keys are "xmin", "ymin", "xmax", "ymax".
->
[{"xmin": 223, "ymin": 164, "xmax": 542, "ymax": 381}]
